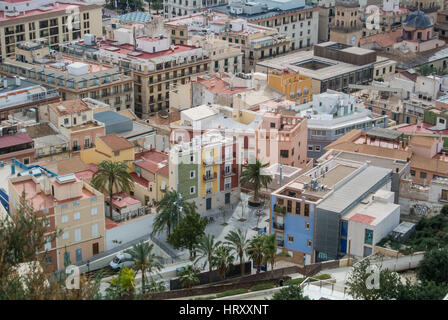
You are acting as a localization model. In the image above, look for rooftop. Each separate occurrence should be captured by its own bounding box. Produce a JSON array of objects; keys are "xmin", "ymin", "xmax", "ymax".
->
[
  {"xmin": 99, "ymin": 134, "xmax": 134, "ymax": 152},
  {"xmin": 0, "ymin": 132, "xmax": 33, "ymax": 149},
  {"xmin": 48, "ymin": 99, "xmax": 91, "ymax": 116}
]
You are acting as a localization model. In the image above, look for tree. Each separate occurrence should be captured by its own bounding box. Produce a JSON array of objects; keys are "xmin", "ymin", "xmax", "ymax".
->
[
  {"xmin": 105, "ymin": 266, "xmax": 136, "ymax": 299},
  {"xmin": 263, "ymin": 233, "xmax": 288, "ymax": 278},
  {"xmin": 124, "ymin": 241, "xmax": 163, "ymax": 294},
  {"xmin": 167, "ymin": 208, "xmax": 208, "ymax": 260},
  {"xmin": 240, "ymin": 159, "xmax": 272, "ymax": 203},
  {"xmin": 345, "ymin": 259, "xmax": 401, "ymax": 300},
  {"xmin": 91, "ymin": 160, "xmax": 133, "ymax": 219},
  {"xmin": 271, "ymin": 284, "xmax": 309, "ymax": 300},
  {"xmin": 247, "ymin": 234, "xmax": 266, "ymax": 274},
  {"xmin": 417, "ymin": 247, "xmax": 448, "ymax": 284},
  {"xmin": 195, "ymin": 234, "xmax": 221, "ymax": 283},
  {"xmin": 225, "ymin": 229, "xmax": 249, "ymax": 277},
  {"xmin": 105, "ymin": 0, "xmax": 144, "ymax": 11},
  {"xmin": 178, "ymin": 265, "xmax": 200, "ymax": 289},
  {"xmin": 395, "ymin": 279, "xmax": 448, "ymax": 300},
  {"xmin": 148, "ymin": 0, "xmax": 163, "ymax": 14},
  {"xmin": 152, "ymin": 190, "xmax": 194, "ymax": 236},
  {"xmin": 212, "ymin": 245, "xmax": 235, "ymax": 280}
]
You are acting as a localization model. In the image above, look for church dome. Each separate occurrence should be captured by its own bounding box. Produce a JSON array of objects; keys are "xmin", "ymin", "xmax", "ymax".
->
[{"xmin": 403, "ymin": 10, "xmax": 433, "ymax": 29}]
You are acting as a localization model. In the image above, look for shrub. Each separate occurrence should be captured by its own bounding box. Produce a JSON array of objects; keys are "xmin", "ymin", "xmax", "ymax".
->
[
  {"xmin": 285, "ymin": 277, "xmax": 306, "ymax": 285},
  {"xmin": 194, "ymin": 295, "xmax": 216, "ymax": 300},
  {"xmin": 312, "ymin": 274, "xmax": 331, "ymax": 281},
  {"xmin": 249, "ymin": 283, "xmax": 276, "ymax": 291},
  {"xmin": 215, "ymin": 288, "xmax": 249, "ymax": 298}
]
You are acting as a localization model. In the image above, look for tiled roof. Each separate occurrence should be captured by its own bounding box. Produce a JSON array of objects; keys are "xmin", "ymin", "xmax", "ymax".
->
[
  {"xmin": 359, "ymin": 29, "xmax": 402, "ymax": 48},
  {"xmin": 130, "ymin": 172, "xmax": 149, "ymax": 188},
  {"xmin": 57, "ymin": 157, "xmax": 89, "ymax": 175},
  {"xmin": 0, "ymin": 132, "xmax": 33, "ymax": 149},
  {"xmin": 411, "ymin": 155, "xmax": 448, "ymax": 174},
  {"xmin": 48, "ymin": 99, "xmax": 90, "ymax": 116},
  {"xmin": 99, "ymin": 134, "xmax": 134, "ymax": 152},
  {"xmin": 134, "ymin": 149, "xmax": 169, "ymax": 177}
]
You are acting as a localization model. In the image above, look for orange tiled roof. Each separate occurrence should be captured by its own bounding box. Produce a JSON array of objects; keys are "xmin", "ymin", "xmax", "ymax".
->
[
  {"xmin": 48, "ymin": 99, "xmax": 90, "ymax": 116},
  {"xmin": 359, "ymin": 29, "xmax": 402, "ymax": 48},
  {"xmin": 99, "ymin": 134, "xmax": 134, "ymax": 152},
  {"xmin": 410, "ymin": 135, "xmax": 437, "ymax": 148}
]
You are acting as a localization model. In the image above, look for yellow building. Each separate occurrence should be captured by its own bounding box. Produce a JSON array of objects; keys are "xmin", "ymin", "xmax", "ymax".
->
[
  {"xmin": 201, "ymin": 146, "xmax": 220, "ymax": 198},
  {"xmin": 80, "ymin": 134, "xmax": 135, "ymax": 171},
  {"xmin": 268, "ymin": 69, "xmax": 313, "ymax": 104}
]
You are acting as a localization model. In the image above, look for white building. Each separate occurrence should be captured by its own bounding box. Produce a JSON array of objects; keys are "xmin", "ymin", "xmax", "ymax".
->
[
  {"xmin": 342, "ymin": 189, "xmax": 401, "ymax": 258},
  {"xmin": 164, "ymin": 0, "xmax": 229, "ymax": 19}
]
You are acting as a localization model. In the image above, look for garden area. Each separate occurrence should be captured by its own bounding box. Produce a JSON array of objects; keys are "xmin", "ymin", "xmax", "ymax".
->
[{"xmin": 378, "ymin": 207, "xmax": 448, "ymax": 254}]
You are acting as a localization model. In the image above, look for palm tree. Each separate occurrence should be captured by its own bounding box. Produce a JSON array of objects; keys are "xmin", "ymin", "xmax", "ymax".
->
[
  {"xmin": 152, "ymin": 190, "xmax": 194, "ymax": 236},
  {"xmin": 225, "ymin": 229, "xmax": 249, "ymax": 277},
  {"xmin": 178, "ymin": 265, "xmax": 200, "ymax": 289},
  {"xmin": 247, "ymin": 234, "xmax": 266, "ymax": 274},
  {"xmin": 263, "ymin": 233, "xmax": 287, "ymax": 278},
  {"xmin": 240, "ymin": 159, "xmax": 272, "ymax": 203},
  {"xmin": 195, "ymin": 234, "xmax": 221, "ymax": 283},
  {"xmin": 91, "ymin": 160, "xmax": 133, "ymax": 219},
  {"xmin": 124, "ymin": 241, "xmax": 163, "ymax": 294},
  {"xmin": 212, "ymin": 245, "xmax": 235, "ymax": 280}
]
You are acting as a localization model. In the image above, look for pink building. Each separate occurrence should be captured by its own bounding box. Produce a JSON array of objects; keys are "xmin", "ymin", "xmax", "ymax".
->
[{"xmin": 256, "ymin": 113, "xmax": 308, "ymax": 168}]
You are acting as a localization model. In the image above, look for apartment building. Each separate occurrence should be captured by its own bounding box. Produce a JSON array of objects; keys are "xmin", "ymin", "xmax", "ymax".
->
[
  {"xmin": 61, "ymin": 31, "xmax": 210, "ymax": 119},
  {"xmin": 170, "ymin": 104, "xmax": 259, "ymax": 165},
  {"xmin": 256, "ymin": 112, "xmax": 308, "ymax": 169},
  {"xmin": 0, "ymin": 75, "xmax": 59, "ymax": 121},
  {"xmin": 39, "ymin": 98, "xmax": 106, "ymax": 154},
  {"xmin": 169, "ymin": 131, "xmax": 240, "ymax": 213},
  {"xmin": 8, "ymin": 173, "xmax": 105, "ymax": 270},
  {"xmin": 164, "ymin": 0, "xmax": 229, "ymax": 19},
  {"xmin": 295, "ymin": 90, "xmax": 389, "ymax": 159},
  {"xmin": 25, "ymin": 122, "xmax": 70, "ymax": 161},
  {"xmin": 0, "ymin": 0, "xmax": 102, "ymax": 62},
  {"xmin": 188, "ymin": 35, "xmax": 243, "ymax": 74},
  {"xmin": 270, "ymin": 154, "xmax": 404, "ymax": 264},
  {"xmin": 165, "ymin": 12, "xmax": 290, "ymax": 73},
  {"xmin": 0, "ymin": 41, "xmax": 134, "ymax": 111},
  {"xmin": 213, "ymin": 0, "xmax": 319, "ymax": 52},
  {"xmin": 267, "ymin": 69, "xmax": 312, "ymax": 104}
]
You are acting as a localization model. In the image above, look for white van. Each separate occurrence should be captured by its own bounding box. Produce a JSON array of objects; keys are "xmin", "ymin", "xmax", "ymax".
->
[{"xmin": 109, "ymin": 253, "xmax": 135, "ymax": 270}]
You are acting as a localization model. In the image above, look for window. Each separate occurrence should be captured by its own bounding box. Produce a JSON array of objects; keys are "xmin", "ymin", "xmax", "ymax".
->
[
  {"xmin": 315, "ymin": 146, "xmax": 321, "ymax": 152},
  {"xmin": 410, "ymin": 170, "xmax": 415, "ymax": 176},
  {"xmin": 442, "ymin": 189, "xmax": 448, "ymax": 201},
  {"xmin": 114, "ymin": 151, "xmax": 120, "ymax": 156},
  {"xmin": 73, "ymin": 201, "xmax": 80, "ymax": 206},
  {"xmin": 190, "ymin": 186, "xmax": 196, "ymax": 194},
  {"xmin": 308, "ymin": 145, "xmax": 313, "ymax": 151},
  {"xmin": 420, "ymin": 172, "xmax": 427, "ymax": 179},
  {"xmin": 304, "ymin": 204, "xmax": 310, "ymax": 217},
  {"xmin": 61, "ymin": 215, "xmax": 68, "ymax": 223},
  {"xmin": 92, "ymin": 224, "xmax": 99, "ymax": 238},
  {"xmin": 225, "ymin": 177, "xmax": 231, "ymax": 190},
  {"xmin": 62, "ymin": 232, "xmax": 69, "ymax": 240},
  {"xmin": 287, "ymin": 200, "xmax": 292, "ymax": 213},
  {"xmin": 75, "ymin": 229, "xmax": 82, "ymax": 242},
  {"xmin": 295, "ymin": 203, "xmax": 301, "ymax": 215},
  {"xmin": 307, "ymin": 239, "xmax": 312, "ymax": 247},
  {"xmin": 280, "ymin": 150, "xmax": 289, "ymax": 158},
  {"xmin": 74, "ymin": 212, "xmax": 80, "ymax": 220},
  {"xmin": 91, "ymin": 207, "xmax": 98, "ymax": 216},
  {"xmin": 190, "ymin": 170, "xmax": 195, "ymax": 179},
  {"xmin": 287, "ymin": 235, "xmax": 294, "ymax": 243},
  {"xmin": 364, "ymin": 229, "xmax": 374, "ymax": 245},
  {"xmin": 270, "ymin": 122, "xmax": 276, "ymax": 128},
  {"xmin": 64, "ymin": 252, "xmax": 71, "ymax": 265},
  {"xmin": 305, "ymin": 222, "xmax": 310, "ymax": 230},
  {"xmin": 190, "ymin": 154, "xmax": 194, "ymax": 162},
  {"xmin": 44, "ymin": 237, "xmax": 52, "ymax": 250}
]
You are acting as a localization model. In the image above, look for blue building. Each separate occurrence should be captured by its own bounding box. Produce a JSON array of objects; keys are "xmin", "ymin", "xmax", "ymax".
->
[{"xmin": 269, "ymin": 151, "xmax": 408, "ymax": 264}]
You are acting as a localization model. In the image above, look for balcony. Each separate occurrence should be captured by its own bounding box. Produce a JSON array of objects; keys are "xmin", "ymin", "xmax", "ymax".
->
[
  {"xmin": 222, "ymin": 168, "xmax": 236, "ymax": 177},
  {"xmin": 273, "ymin": 205, "xmax": 286, "ymax": 215},
  {"xmin": 273, "ymin": 222, "xmax": 284, "ymax": 231},
  {"xmin": 203, "ymin": 172, "xmax": 217, "ymax": 181},
  {"xmin": 72, "ymin": 145, "xmax": 80, "ymax": 152},
  {"xmin": 203, "ymin": 158, "xmax": 217, "ymax": 166},
  {"xmin": 276, "ymin": 240, "xmax": 284, "ymax": 247}
]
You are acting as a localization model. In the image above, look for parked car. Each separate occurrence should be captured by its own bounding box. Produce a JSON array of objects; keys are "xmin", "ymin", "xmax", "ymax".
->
[{"xmin": 109, "ymin": 253, "xmax": 135, "ymax": 270}]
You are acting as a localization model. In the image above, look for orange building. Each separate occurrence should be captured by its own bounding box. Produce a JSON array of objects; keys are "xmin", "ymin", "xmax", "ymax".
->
[{"xmin": 267, "ymin": 69, "xmax": 312, "ymax": 104}]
